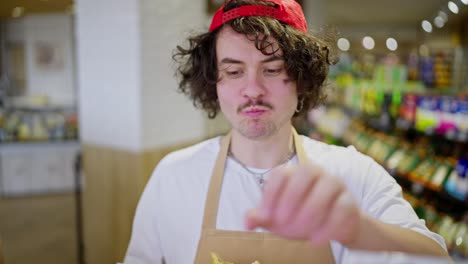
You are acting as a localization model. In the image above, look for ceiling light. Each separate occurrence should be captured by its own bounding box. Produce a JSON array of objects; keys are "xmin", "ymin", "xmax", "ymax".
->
[
  {"xmin": 421, "ymin": 20, "xmax": 433, "ymax": 33},
  {"xmin": 337, "ymin": 38, "xmax": 350, "ymax": 51},
  {"xmin": 448, "ymin": 1, "xmax": 459, "ymax": 14},
  {"xmin": 386, "ymin": 38, "xmax": 398, "ymax": 51},
  {"xmin": 438, "ymin": 11, "xmax": 448, "ymax": 22},
  {"xmin": 362, "ymin": 36, "xmax": 375, "ymax": 50},
  {"xmin": 461, "ymin": 0, "xmax": 468, "ymax": 5},
  {"xmin": 12, "ymin": 7, "xmax": 24, "ymax": 18},
  {"xmin": 434, "ymin": 16, "xmax": 445, "ymax": 28}
]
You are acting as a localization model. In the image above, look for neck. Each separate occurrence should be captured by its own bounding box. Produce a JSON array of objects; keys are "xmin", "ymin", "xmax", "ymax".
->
[{"xmin": 229, "ymin": 124, "xmax": 295, "ymax": 169}]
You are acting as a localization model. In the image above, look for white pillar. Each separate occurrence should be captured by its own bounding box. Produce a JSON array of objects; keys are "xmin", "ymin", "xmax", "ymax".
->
[
  {"xmin": 76, "ymin": 0, "xmax": 207, "ymax": 153},
  {"xmin": 140, "ymin": 0, "xmax": 206, "ymax": 149},
  {"xmin": 76, "ymin": 0, "xmax": 142, "ymax": 151}
]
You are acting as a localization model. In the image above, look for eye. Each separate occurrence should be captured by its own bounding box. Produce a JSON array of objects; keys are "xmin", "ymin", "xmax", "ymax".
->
[
  {"xmin": 226, "ymin": 70, "xmax": 243, "ymax": 78},
  {"xmin": 264, "ymin": 68, "xmax": 282, "ymax": 76}
]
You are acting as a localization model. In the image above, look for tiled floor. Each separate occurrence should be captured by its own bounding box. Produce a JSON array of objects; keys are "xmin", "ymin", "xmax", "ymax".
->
[{"xmin": 0, "ymin": 193, "xmax": 79, "ymax": 264}]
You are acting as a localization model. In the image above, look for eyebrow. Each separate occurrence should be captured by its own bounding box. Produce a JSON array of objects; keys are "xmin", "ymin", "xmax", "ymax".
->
[
  {"xmin": 219, "ymin": 56, "xmax": 284, "ymax": 65},
  {"xmin": 219, "ymin": 58, "xmax": 243, "ymax": 65},
  {"xmin": 261, "ymin": 56, "xmax": 284, "ymax": 63}
]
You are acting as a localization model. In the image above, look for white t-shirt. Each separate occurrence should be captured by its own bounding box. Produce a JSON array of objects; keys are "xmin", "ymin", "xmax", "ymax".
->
[{"xmin": 123, "ymin": 135, "xmax": 446, "ymax": 264}]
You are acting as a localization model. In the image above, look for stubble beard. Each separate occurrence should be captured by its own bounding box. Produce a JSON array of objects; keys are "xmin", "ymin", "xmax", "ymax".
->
[{"xmin": 236, "ymin": 118, "xmax": 277, "ymax": 140}]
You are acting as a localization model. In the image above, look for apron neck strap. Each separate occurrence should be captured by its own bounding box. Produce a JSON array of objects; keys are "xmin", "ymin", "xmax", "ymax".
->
[
  {"xmin": 201, "ymin": 127, "xmax": 307, "ymax": 229},
  {"xmin": 202, "ymin": 131, "xmax": 232, "ymax": 229},
  {"xmin": 292, "ymin": 127, "xmax": 307, "ymax": 165}
]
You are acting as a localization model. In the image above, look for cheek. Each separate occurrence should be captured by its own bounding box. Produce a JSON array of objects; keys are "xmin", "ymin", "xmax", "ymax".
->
[
  {"xmin": 270, "ymin": 81, "xmax": 296, "ymax": 98},
  {"xmin": 273, "ymin": 83, "xmax": 298, "ymax": 111},
  {"xmin": 216, "ymin": 84, "xmax": 228, "ymax": 101},
  {"xmin": 216, "ymin": 85, "xmax": 237, "ymax": 111}
]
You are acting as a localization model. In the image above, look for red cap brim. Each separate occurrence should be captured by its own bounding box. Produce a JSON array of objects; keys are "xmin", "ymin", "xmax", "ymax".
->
[{"xmin": 209, "ymin": 0, "xmax": 308, "ymax": 32}]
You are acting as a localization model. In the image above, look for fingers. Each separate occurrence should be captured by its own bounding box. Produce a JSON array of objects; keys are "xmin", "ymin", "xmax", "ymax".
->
[
  {"xmin": 246, "ymin": 168, "xmax": 289, "ymax": 230},
  {"xmin": 309, "ymin": 191, "xmax": 360, "ymax": 245},
  {"xmin": 245, "ymin": 208, "xmax": 262, "ymax": 230},
  {"xmin": 245, "ymin": 163, "xmax": 360, "ymax": 245},
  {"xmin": 291, "ymin": 174, "xmax": 344, "ymax": 239},
  {"xmin": 295, "ymin": 173, "xmax": 344, "ymax": 230},
  {"xmin": 275, "ymin": 166, "xmax": 317, "ymax": 227}
]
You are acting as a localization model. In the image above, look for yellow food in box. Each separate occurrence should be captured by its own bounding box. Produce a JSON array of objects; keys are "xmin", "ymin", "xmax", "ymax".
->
[{"xmin": 211, "ymin": 252, "xmax": 261, "ymax": 264}]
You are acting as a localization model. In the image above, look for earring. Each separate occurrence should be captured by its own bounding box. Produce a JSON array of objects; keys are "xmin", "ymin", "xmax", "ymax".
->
[{"xmin": 295, "ymin": 97, "xmax": 304, "ymax": 113}]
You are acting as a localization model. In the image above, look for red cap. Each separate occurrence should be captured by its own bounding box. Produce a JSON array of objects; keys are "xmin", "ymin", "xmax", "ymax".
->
[{"xmin": 209, "ymin": 0, "xmax": 308, "ymax": 32}]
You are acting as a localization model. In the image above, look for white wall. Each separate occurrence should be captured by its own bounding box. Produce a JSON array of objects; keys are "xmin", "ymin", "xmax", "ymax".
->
[
  {"xmin": 6, "ymin": 14, "xmax": 76, "ymax": 107},
  {"xmin": 76, "ymin": 0, "xmax": 142, "ymax": 151},
  {"xmin": 140, "ymin": 0, "xmax": 207, "ymax": 149}
]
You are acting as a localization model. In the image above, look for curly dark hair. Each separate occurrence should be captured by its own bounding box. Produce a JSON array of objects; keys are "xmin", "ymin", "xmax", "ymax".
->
[{"xmin": 173, "ymin": 0, "xmax": 336, "ymax": 119}]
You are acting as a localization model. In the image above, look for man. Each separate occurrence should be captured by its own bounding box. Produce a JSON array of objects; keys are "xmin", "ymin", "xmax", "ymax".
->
[{"xmin": 124, "ymin": 0, "xmax": 449, "ymax": 263}]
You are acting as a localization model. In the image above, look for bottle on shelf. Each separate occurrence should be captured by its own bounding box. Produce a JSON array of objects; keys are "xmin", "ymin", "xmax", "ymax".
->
[
  {"xmin": 428, "ymin": 157, "xmax": 455, "ymax": 192},
  {"xmin": 385, "ymin": 142, "xmax": 408, "ymax": 174},
  {"xmin": 445, "ymin": 158, "xmax": 468, "ymax": 201},
  {"xmin": 409, "ymin": 156, "xmax": 436, "ymax": 186},
  {"xmin": 415, "ymin": 96, "xmax": 439, "ymax": 135},
  {"xmin": 396, "ymin": 148, "xmax": 420, "ymax": 177},
  {"xmin": 457, "ymin": 99, "xmax": 468, "ymax": 142}
]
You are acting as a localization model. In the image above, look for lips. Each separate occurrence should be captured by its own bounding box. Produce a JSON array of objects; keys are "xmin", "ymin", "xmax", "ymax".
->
[{"xmin": 242, "ymin": 107, "xmax": 269, "ymax": 118}]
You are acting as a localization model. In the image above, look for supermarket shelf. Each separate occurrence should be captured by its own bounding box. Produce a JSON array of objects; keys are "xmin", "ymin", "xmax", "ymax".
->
[
  {"xmin": 324, "ymin": 102, "xmax": 362, "ymax": 118},
  {"xmin": 339, "ymin": 126, "xmax": 467, "ymax": 220},
  {"xmin": 303, "ymin": 101, "xmax": 468, "ymax": 220},
  {"xmin": 389, "ymin": 169, "xmax": 468, "ymax": 220},
  {"xmin": 364, "ymin": 117, "xmax": 468, "ymax": 144},
  {"xmin": 0, "ymin": 140, "xmax": 79, "ymax": 147},
  {"xmin": 311, "ymin": 126, "xmax": 467, "ymax": 219},
  {"xmin": 325, "ymin": 99, "xmax": 468, "ymax": 144}
]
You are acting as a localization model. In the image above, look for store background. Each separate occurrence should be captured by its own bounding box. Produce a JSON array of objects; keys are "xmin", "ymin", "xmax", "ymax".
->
[{"xmin": 0, "ymin": 0, "xmax": 467, "ymax": 263}]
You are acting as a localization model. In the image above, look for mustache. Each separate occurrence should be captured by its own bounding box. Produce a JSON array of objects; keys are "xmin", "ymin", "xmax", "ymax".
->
[{"xmin": 237, "ymin": 100, "xmax": 273, "ymax": 113}]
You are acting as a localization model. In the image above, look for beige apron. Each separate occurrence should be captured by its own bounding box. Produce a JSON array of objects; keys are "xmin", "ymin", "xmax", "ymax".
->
[{"xmin": 194, "ymin": 128, "xmax": 335, "ymax": 264}]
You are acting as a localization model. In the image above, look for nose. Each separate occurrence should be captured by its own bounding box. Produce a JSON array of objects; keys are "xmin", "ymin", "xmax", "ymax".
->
[{"xmin": 242, "ymin": 71, "xmax": 265, "ymax": 99}]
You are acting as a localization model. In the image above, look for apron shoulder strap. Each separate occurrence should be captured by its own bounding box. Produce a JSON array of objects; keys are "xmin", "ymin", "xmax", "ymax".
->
[{"xmin": 202, "ymin": 132, "xmax": 231, "ymax": 229}]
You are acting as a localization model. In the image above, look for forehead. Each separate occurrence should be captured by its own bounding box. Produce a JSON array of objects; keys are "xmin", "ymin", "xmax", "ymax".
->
[{"xmin": 215, "ymin": 26, "xmax": 283, "ymax": 61}]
